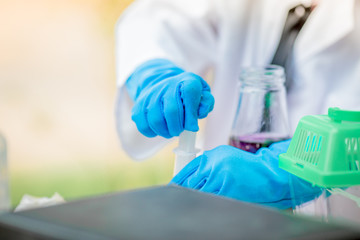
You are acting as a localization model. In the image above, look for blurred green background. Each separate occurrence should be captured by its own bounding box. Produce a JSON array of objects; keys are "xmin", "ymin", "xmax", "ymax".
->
[{"xmin": 0, "ymin": 0, "xmax": 175, "ymax": 207}]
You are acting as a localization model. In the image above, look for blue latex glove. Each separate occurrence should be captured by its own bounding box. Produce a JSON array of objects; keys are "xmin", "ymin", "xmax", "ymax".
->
[
  {"xmin": 125, "ymin": 59, "xmax": 214, "ymax": 138},
  {"xmin": 170, "ymin": 140, "xmax": 321, "ymax": 209}
]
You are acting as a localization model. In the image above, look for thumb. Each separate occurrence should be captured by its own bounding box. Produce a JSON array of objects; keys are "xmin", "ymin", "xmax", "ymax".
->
[
  {"xmin": 198, "ymin": 91, "xmax": 215, "ymax": 119},
  {"xmin": 180, "ymin": 73, "xmax": 203, "ymax": 132}
]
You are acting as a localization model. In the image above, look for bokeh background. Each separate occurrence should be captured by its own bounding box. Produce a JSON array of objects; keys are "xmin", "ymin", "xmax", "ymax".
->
[{"xmin": 0, "ymin": 0, "xmax": 175, "ymax": 207}]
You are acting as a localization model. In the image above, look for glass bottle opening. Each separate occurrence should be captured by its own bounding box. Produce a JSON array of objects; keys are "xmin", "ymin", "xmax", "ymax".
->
[{"xmin": 239, "ymin": 65, "xmax": 285, "ymax": 86}]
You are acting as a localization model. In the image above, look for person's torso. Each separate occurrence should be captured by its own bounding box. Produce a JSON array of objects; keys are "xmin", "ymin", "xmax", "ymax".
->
[{"xmin": 203, "ymin": 0, "xmax": 360, "ymax": 150}]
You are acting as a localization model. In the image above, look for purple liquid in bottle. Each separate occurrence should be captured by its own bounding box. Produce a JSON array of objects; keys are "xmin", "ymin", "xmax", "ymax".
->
[{"xmin": 229, "ymin": 134, "xmax": 289, "ymax": 153}]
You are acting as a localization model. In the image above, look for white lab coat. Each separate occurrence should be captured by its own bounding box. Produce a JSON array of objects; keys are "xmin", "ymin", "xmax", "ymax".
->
[{"xmin": 115, "ymin": 0, "xmax": 360, "ymax": 160}]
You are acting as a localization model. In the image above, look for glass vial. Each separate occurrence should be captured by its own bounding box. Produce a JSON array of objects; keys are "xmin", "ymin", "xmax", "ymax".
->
[{"xmin": 229, "ymin": 65, "xmax": 291, "ymax": 153}]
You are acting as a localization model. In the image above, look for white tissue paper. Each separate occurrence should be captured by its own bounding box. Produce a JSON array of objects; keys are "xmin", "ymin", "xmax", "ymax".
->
[{"xmin": 14, "ymin": 192, "xmax": 65, "ymax": 212}]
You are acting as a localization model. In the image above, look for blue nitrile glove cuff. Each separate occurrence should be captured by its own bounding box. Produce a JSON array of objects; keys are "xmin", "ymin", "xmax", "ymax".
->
[
  {"xmin": 125, "ymin": 59, "xmax": 214, "ymax": 138},
  {"xmin": 170, "ymin": 140, "xmax": 321, "ymax": 209}
]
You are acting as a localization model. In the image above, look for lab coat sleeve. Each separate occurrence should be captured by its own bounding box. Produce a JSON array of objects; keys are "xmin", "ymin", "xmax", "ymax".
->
[{"xmin": 115, "ymin": 0, "xmax": 218, "ymax": 160}]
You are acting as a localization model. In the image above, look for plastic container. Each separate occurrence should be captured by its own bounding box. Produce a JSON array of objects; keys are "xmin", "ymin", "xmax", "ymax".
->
[
  {"xmin": 0, "ymin": 133, "xmax": 10, "ymax": 212},
  {"xmin": 229, "ymin": 65, "xmax": 291, "ymax": 153},
  {"xmin": 290, "ymin": 186, "xmax": 360, "ymax": 224},
  {"xmin": 280, "ymin": 108, "xmax": 360, "ymax": 224}
]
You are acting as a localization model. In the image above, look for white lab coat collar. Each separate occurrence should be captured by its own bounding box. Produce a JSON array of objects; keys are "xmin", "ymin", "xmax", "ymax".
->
[{"xmin": 296, "ymin": 0, "xmax": 355, "ymax": 61}]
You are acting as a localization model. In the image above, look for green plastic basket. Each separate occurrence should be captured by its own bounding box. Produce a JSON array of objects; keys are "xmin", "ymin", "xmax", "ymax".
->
[{"xmin": 279, "ymin": 107, "xmax": 360, "ymax": 188}]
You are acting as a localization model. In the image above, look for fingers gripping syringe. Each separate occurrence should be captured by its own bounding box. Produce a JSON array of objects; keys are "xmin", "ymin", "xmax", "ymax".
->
[{"xmin": 173, "ymin": 130, "xmax": 200, "ymax": 176}]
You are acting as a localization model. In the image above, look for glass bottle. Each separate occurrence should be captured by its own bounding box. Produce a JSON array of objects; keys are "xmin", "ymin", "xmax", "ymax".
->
[
  {"xmin": 0, "ymin": 132, "xmax": 10, "ymax": 212},
  {"xmin": 229, "ymin": 65, "xmax": 291, "ymax": 153}
]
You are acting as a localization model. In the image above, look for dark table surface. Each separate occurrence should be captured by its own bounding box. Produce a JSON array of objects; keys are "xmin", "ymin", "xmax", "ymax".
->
[{"xmin": 0, "ymin": 185, "xmax": 359, "ymax": 240}]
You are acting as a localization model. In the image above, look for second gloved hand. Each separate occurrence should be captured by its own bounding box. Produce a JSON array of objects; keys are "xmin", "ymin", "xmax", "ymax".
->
[
  {"xmin": 125, "ymin": 59, "xmax": 214, "ymax": 138},
  {"xmin": 170, "ymin": 140, "xmax": 321, "ymax": 209}
]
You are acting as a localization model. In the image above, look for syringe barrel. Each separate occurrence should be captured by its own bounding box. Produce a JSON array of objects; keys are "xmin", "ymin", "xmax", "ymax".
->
[{"xmin": 173, "ymin": 130, "xmax": 199, "ymax": 175}]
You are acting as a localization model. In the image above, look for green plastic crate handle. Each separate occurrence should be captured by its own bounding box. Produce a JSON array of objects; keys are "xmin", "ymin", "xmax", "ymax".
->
[{"xmin": 328, "ymin": 107, "xmax": 360, "ymax": 123}]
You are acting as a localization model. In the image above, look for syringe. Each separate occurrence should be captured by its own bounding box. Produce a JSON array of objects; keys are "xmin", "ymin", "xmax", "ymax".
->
[{"xmin": 173, "ymin": 130, "xmax": 200, "ymax": 176}]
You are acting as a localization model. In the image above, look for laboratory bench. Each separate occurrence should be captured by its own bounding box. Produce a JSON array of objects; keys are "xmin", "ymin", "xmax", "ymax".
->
[{"xmin": 0, "ymin": 185, "xmax": 359, "ymax": 239}]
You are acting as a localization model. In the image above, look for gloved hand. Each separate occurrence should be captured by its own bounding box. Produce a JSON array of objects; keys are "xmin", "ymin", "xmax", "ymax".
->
[
  {"xmin": 125, "ymin": 59, "xmax": 214, "ymax": 138},
  {"xmin": 170, "ymin": 140, "xmax": 321, "ymax": 209}
]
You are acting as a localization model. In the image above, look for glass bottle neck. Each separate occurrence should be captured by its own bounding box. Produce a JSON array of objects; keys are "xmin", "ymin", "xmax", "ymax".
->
[{"xmin": 239, "ymin": 65, "xmax": 285, "ymax": 90}]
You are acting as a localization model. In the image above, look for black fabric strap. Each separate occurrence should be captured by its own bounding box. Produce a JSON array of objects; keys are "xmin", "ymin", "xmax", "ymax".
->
[
  {"xmin": 260, "ymin": 5, "xmax": 312, "ymax": 132},
  {"xmin": 271, "ymin": 4, "xmax": 313, "ymax": 90}
]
